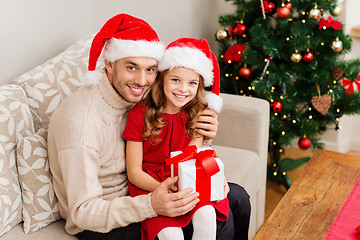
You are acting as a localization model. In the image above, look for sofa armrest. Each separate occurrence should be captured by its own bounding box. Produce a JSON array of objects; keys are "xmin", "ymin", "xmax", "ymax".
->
[{"xmin": 212, "ymin": 93, "xmax": 269, "ymax": 229}]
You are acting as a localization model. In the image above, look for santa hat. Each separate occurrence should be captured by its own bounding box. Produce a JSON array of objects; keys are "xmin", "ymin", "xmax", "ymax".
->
[
  {"xmin": 83, "ymin": 13, "xmax": 165, "ymax": 87},
  {"xmin": 158, "ymin": 38, "xmax": 223, "ymax": 112}
]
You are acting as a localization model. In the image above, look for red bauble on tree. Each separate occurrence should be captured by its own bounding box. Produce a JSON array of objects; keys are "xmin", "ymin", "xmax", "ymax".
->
[
  {"xmin": 277, "ymin": 5, "xmax": 291, "ymax": 19},
  {"xmin": 303, "ymin": 51, "xmax": 314, "ymax": 63},
  {"xmin": 263, "ymin": 1, "xmax": 276, "ymax": 14},
  {"xmin": 239, "ymin": 66, "xmax": 252, "ymax": 79},
  {"xmin": 271, "ymin": 101, "xmax": 282, "ymax": 113},
  {"xmin": 298, "ymin": 137, "xmax": 311, "ymax": 150},
  {"xmin": 229, "ymin": 23, "xmax": 246, "ymax": 38}
]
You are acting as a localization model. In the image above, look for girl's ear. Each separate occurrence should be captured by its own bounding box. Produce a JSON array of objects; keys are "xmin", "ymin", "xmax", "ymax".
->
[{"xmin": 104, "ymin": 60, "xmax": 114, "ymax": 74}]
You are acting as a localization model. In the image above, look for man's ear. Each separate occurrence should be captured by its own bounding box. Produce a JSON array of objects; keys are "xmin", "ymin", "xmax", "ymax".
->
[{"xmin": 104, "ymin": 60, "xmax": 114, "ymax": 74}]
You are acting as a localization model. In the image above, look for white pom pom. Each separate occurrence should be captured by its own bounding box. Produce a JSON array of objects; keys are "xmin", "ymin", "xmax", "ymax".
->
[
  {"xmin": 81, "ymin": 69, "xmax": 103, "ymax": 87},
  {"xmin": 206, "ymin": 92, "xmax": 223, "ymax": 113}
]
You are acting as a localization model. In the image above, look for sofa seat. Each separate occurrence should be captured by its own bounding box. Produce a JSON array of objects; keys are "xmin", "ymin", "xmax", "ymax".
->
[{"xmin": 1, "ymin": 220, "xmax": 76, "ymax": 240}]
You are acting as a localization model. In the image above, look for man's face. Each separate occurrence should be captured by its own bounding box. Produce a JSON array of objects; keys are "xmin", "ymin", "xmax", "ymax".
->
[{"xmin": 106, "ymin": 57, "xmax": 158, "ymax": 103}]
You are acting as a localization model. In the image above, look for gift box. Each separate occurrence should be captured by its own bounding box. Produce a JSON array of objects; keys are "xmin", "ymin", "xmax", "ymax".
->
[{"xmin": 166, "ymin": 145, "xmax": 224, "ymax": 202}]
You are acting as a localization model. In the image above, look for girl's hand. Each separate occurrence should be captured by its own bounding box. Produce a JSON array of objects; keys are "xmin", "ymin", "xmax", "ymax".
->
[{"xmin": 196, "ymin": 108, "xmax": 218, "ymax": 140}]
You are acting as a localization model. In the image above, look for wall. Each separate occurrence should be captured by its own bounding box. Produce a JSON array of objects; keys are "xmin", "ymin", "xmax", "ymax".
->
[{"xmin": 0, "ymin": 0, "xmax": 234, "ymax": 85}]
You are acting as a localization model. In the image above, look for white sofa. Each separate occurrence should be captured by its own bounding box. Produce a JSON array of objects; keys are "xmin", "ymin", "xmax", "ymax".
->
[{"xmin": 0, "ymin": 36, "xmax": 269, "ymax": 239}]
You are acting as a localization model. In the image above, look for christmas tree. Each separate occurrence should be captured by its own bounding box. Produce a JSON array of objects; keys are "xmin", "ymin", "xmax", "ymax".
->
[{"xmin": 216, "ymin": 0, "xmax": 360, "ymax": 188}]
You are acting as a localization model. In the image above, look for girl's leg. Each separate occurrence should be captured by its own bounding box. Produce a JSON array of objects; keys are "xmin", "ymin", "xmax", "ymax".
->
[
  {"xmin": 192, "ymin": 205, "xmax": 216, "ymax": 240},
  {"xmin": 157, "ymin": 227, "xmax": 184, "ymax": 240}
]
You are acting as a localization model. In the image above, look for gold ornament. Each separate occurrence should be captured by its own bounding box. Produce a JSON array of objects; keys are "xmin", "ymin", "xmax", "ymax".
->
[
  {"xmin": 291, "ymin": 50, "xmax": 302, "ymax": 63},
  {"xmin": 309, "ymin": 7, "xmax": 321, "ymax": 20},
  {"xmin": 216, "ymin": 28, "xmax": 228, "ymax": 41},
  {"xmin": 331, "ymin": 38, "xmax": 343, "ymax": 52},
  {"xmin": 330, "ymin": 5, "xmax": 343, "ymax": 17}
]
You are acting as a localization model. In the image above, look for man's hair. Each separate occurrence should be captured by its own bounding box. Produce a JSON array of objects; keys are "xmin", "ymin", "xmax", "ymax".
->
[{"xmin": 142, "ymin": 69, "xmax": 208, "ymax": 143}]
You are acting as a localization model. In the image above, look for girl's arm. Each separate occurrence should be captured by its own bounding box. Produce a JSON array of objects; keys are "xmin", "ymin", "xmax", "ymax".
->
[
  {"xmin": 188, "ymin": 135, "xmax": 203, "ymax": 148},
  {"xmin": 126, "ymin": 140, "xmax": 161, "ymax": 192}
]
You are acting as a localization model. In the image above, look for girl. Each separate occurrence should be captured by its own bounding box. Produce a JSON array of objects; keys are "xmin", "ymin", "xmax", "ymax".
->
[{"xmin": 123, "ymin": 38, "xmax": 228, "ymax": 240}]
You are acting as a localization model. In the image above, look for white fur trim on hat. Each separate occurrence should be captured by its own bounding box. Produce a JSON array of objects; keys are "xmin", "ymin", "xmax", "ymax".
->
[
  {"xmin": 206, "ymin": 92, "xmax": 223, "ymax": 113},
  {"xmin": 82, "ymin": 69, "xmax": 103, "ymax": 87},
  {"xmin": 104, "ymin": 38, "xmax": 165, "ymax": 62},
  {"xmin": 158, "ymin": 47, "xmax": 214, "ymax": 87}
]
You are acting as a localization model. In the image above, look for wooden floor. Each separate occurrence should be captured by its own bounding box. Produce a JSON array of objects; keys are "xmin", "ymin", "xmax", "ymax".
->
[{"xmin": 264, "ymin": 148, "xmax": 360, "ymax": 221}]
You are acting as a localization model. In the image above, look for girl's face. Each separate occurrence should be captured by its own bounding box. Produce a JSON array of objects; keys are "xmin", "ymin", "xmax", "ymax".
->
[{"xmin": 163, "ymin": 67, "xmax": 201, "ymax": 114}]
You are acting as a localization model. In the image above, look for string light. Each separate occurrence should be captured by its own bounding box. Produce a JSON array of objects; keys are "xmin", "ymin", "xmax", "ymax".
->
[
  {"xmin": 283, "ymin": 115, "xmax": 287, "ymax": 119},
  {"xmin": 302, "ymin": 19, "xmax": 306, "ymax": 23},
  {"xmin": 333, "ymin": 80, "xmax": 337, "ymax": 84},
  {"xmin": 282, "ymin": 172, "xmax": 286, "ymax": 176},
  {"xmin": 252, "ymin": 86, "xmax": 255, "ymax": 90},
  {"xmin": 220, "ymin": 55, "xmax": 224, "ymax": 59},
  {"xmin": 292, "ymin": 120, "xmax": 297, "ymax": 123},
  {"xmin": 235, "ymin": 76, "xmax": 239, "ymax": 80},
  {"xmin": 309, "ymin": 107, "xmax": 312, "ymax": 111},
  {"xmin": 286, "ymin": 37, "xmax": 290, "ymax": 41},
  {"xmin": 337, "ymin": 108, "xmax": 340, "ymax": 113},
  {"xmin": 281, "ymin": 131, "xmax": 285, "ymax": 135},
  {"xmin": 280, "ymin": 96, "xmax": 284, "ymax": 99},
  {"xmin": 274, "ymin": 172, "xmax": 278, "ymax": 176},
  {"xmin": 225, "ymin": 73, "xmax": 229, "ymax": 77},
  {"xmin": 279, "ymin": 149, "xmax": 283, "ymax": 153},
  {"xmin": 309, "ymin": 115, "xmax": 313, "ymax": 119},
  {"xmin": 273, "ymin": 141, "xmax": 277, "ymax": 145},
  {"xmin": 321, "ymin": 42, "xmax": 325, "ymax": 46},
  {"xmin": 228, "ymin": 60, "xmax": 232, "ymax": 64}
]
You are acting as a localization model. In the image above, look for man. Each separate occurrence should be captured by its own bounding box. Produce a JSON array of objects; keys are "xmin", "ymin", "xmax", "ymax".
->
[{"xmin": 48, "ymin": 13, "xmax": 250, "ymax": 240}]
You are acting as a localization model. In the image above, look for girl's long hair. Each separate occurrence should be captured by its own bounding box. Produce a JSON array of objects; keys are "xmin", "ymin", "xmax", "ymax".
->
[{"xmin": 142, "ymin": 69, "xmax": 208, "ymax": 143}]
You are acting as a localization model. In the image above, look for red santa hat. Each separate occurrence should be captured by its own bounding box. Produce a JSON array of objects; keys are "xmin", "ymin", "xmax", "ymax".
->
[
  {"xmin": 158, "ymin": 38, "xmax": 223, "ymax": 112},
  {"xmin": 83, "ymin": 13, "xmax": 165, "ymax": 87}
]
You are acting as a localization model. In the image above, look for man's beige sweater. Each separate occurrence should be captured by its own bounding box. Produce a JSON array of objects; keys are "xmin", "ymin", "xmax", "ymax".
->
[{"xmin": 47, "ymin": 76, "xmax": 156, "ymax": 235}]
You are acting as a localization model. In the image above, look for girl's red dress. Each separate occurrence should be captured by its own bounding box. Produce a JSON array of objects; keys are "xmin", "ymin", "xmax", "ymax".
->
[{"xmin": 123, "ymin": 101, "xmax": 229, "ymax": 240}]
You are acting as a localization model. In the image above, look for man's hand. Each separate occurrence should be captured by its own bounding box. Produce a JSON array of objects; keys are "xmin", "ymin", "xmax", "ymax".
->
[
  {"xmin": 196, "ymin": 108, "xmax": 218, "ymax": 140},
  {"xmin": 151, "ymin": 177, "xmax": 199, "ymax": 217}
]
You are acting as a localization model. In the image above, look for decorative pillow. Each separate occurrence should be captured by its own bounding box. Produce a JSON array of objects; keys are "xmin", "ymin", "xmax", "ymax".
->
[
  {"xmin": 17, "ymin": 127, "xmax": 60, "ymax": 234},
  {"xmin": 0, "ymin": 84, "xmax": 34, "ymax": 236},
  {"xmin": 13, "ymin": 34, "xmax": 104, "ymax": 131}
]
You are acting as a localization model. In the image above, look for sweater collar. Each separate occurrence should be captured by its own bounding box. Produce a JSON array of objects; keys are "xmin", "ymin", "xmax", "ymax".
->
[{"xmin": 98, "ymin": 73, "xmax": 135, "ymax": 110}]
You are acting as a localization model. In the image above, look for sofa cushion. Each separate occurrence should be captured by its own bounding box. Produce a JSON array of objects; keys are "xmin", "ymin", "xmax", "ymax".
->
[
  {"xmin": 0, "ymin": 85, "xmax": 34, "ymax": 236},
  {"xmin": 16, "ymin": 128, "xmax": 60, "ymax": 233},
  {"xmin": 13, "ymin": 35, "xmax": 104, "ymax": 132},
  {"xmin": 1, "ymin": 220, "xmax": 76, "ymax": 239}
]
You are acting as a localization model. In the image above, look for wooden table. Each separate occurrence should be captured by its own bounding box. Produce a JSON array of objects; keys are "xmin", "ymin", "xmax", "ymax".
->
[{"xmin": 254, "ymin": 149, "xmax": 360, "ymax": 240}]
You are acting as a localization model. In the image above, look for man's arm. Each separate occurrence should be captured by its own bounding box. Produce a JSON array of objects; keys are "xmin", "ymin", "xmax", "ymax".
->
[{"xmin": 195, "ymin": 108, "xmax": 219, "ymax": 140}]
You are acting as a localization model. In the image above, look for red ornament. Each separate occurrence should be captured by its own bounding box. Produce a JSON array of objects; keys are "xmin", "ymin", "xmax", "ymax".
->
[
  {"xmin": 229, "ymin": 23, "xmax": 246, "ymax": 38},
  {"xmin": 285, "ymin": 2, "xmax": 292, "ymax": 10},
  {"xmin": 239, "ymin": 67, "xmax": 252, "ymax": 79},
  {"xmin": 277, "ymin": 6, "xmax": 291, "ymax": 19},
  {"xmin": 224, "ymin": 44, "xmax": 247, "ymax": 63},
  {"xmin": 303, "ymin": 51, "xmax": 314, "ymax": 63},
  {"xmin": 298, "ymin": 137, "xmax": 311, "ymax": 150},
  {"xmin": 271, "ymin": 101, "xmax": 282, "ymax": 113},
  {"xmin": 263, "ymin": 1, "xmax": 276, "ymax": 14}
]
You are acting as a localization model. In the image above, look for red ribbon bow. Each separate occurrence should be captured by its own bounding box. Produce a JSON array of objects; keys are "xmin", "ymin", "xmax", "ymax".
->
[
  {"xmin": 318, "ymin": 16, "xmax": 342, "ymax": 30},
  {"xmin": 166, "ymin": 145, "xmax": 220, "ymax": 202},
  {"xmin": 342, "ymin": 73, "xmax": 360, "ymax": 95},
  {"xmin": 223, "ymin": 44, "xmax": 247, "ymax": 63}
]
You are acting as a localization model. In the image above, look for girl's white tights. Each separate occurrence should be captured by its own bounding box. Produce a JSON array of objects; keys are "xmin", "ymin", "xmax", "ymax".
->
[{"xmin": 157, "ymin": 205, "xmax": 216, "ymax": 240}]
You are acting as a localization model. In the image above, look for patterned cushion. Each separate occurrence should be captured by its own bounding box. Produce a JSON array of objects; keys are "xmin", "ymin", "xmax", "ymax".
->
[
  {"xmin": 16, "ymin": 128, "xmax": 60, "ymax": 234},
  {"xmin": 13, "ymin": 35, "xmax": 104, "ymax": 131},
  {"xmin": 0, "ymin": 84, "xmax": 34, "ymax": 236}
]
